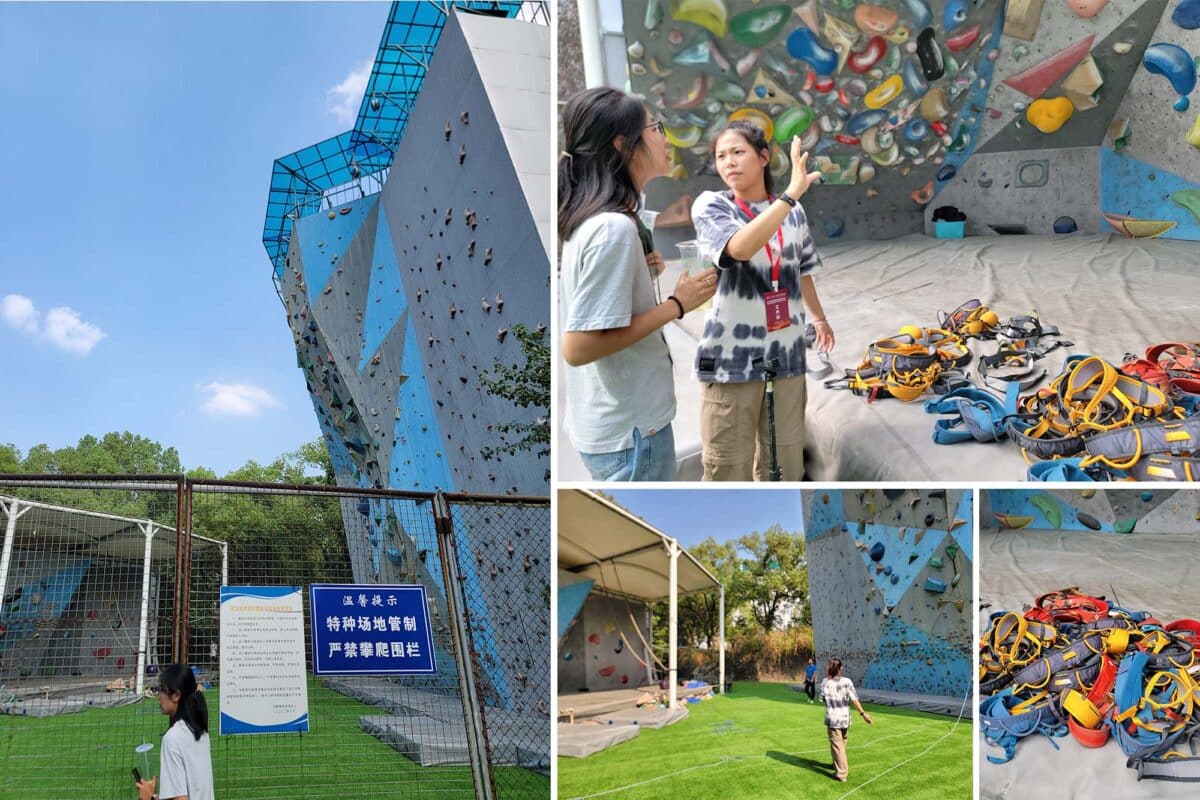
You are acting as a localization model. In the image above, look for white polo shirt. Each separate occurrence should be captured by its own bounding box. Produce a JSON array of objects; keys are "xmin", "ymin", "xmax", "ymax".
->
[{"xmin": 159, "ymin": 719, "xmax": 214, "ymax": 800}]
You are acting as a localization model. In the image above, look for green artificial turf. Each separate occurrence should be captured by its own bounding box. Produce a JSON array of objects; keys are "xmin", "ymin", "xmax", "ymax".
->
[
  {"xmin": 0, "ymin": 677, "xmax": 547, "ymax": 799},
  {"xmin": 557, "ymin": 682, "xmax": 971, "ymax": 800}
]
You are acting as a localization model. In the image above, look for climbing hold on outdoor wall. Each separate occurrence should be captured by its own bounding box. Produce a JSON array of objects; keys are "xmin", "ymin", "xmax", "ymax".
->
[
  {"xmin": 1114, "ymin": 518, "xmax": 1137, "ymax": 534},
  {"xmin": 994, "ymin": 513, "xmax": 1032, "ymax": 529},
  {"xmin": 855, "ymin": 5, "xmax": 899, "ymax": 35},
  {"xmin": 328, "ymin": 211, "xmax": 336, "ymax": 219},
  {"xmin": 459, "ymin": 145, "xmax": 467, "ymax": 164},
  {"xmin": 1030, "ymin": 495, "xmax": 1062, "ymax": 528},
  {"xmin": 588, "ymin": 633, "xmax": 600, "ymax": 645},
  {"xmin": 628, "ymin": 41, "xmax": 645, "ymax": 60},
  {"xmin": 946, "ymin": 24, "xmax": 981, "ymax": 52},
  {"xmin": 1172, "ymin": 189, "xmax": 1200, "ymax": 222},
  {"xmin": 928, "ymin": 556, "xmax": 944, "ymax": 569},
  {"xmin": 943, "ymin": 0, "xmax": 968, "ymax": 30},
  {"xmin": 920, "ymin": 88, "xmax": 951, "ymax": 121},
  {"xmin": 669, "ymin": 0, "xmax": 728, "ymax": 38},
  {"xmin": 916, "ymin": 29, "xmax": 944, "ymax": 81},
  {"xmin": 673, "ymin": 74, "xmax": 709, "ymax": 109},
  {"xmin": 936, "ymin": 164, "xmax": 956, "ymax": 182},
  {"xmin": 786, "ymin": 28, "xmax": 838, "ymax": 75},
  {"xmin": 865, "ymin": 76, "xmax": 904, "ymax": 109},
  {"xmin": 869, "ymin": 542, "xmax": 885, "ymax": 561},
  {"xmin": 1027, "ymin": 97, "xmax": 1074, "ymax": 133},
  {"xmin": 1174, "ymin": 0, "xmax": 1200, "ymax": 28},
  {"xmin": 1048, "ymin": 215, "xmax": 1079, "ymax": 235},
  {"xmin": 847, "ymin": 110, "xmax": 889, "ymax": 136},
  {"xmin": 497, "ymin": 328, "xmax": 508, "ymax": 343},
  {"xmin": 728, "ymin": 107, "xmax": 774, "ymax": 140},
  {"xmin": 599, "ymin": 665, "xmax": 616, "ymax": 677},
  {"xmin": 729, "ymin": 4, "xmax": 790, "ymax": 48},
  {"xmin": 848, "ymin": 36, "xmax": 888, "ymax": 74},
  {"xmin": 1066, "ymin": 0, "xmax": 1107, "ymax": 18},
  {"xmin": 444, "ymin": 122, "xmax": 452, "ymax": 141},
  {"xmin": 774, "ymin": 105, "xmax": 816, "ymax": 142},
  {"xmin": 945, "ymin": 543, "xmax": 959, "ymax": 560},
  {"xmin": 1077, "ymin": 512, "xmax": 1102, "ymax": 530},
  {"xmin": 911, "ymin": 180, "xmax": 935, "ymax": 204},
  {"xmin": 924, "ymin": 577, "xmax": 948, "ymax": 593},
  {"xmin": 1187, "ymin": 114, "xmax": 1200, "ymax": 148},
  {"xmin": 1143, "ymin": 43, "xmax": 1197, "ymax": 111},
  {"xmin": 645, "ymin": 0, "xmax": 663, "ymax": 29},
  {"xmin": 484, "ymin": 248, "xmax": 494, "ymax": 265}
]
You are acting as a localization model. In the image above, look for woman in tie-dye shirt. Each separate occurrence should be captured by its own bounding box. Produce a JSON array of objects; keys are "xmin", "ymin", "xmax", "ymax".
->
[{"xmin": 691, "ymin": 122, "xmax": 834, "ymax": 481}]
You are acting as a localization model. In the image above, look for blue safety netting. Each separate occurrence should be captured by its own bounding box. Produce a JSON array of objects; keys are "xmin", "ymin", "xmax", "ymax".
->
[{"xmin": 261, "ymin": 1, "xmax": 524, "ymax": 279}]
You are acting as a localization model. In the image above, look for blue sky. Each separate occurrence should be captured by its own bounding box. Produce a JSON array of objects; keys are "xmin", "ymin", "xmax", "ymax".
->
[
  {"xmin": 605, "ymin": 489, "xmax": 805, "ymax": 548},
  {"xmin": 0, "ymin": 2, "xmax": 391, "ymax": 473}
]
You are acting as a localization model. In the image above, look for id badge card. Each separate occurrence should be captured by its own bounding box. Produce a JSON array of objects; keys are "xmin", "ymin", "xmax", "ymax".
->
[{"xmin": 764, "ymin": 289, "xmax": 791, "ymax": 332}]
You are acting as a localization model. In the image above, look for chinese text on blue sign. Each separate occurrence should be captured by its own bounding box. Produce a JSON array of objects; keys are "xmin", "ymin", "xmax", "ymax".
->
[{"xmin": 309, "ymin": 584, "xmax": 437, "ymax": 675}]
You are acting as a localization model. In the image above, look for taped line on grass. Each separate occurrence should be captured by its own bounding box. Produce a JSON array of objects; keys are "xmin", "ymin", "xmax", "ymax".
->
[{"xmin": 568, "ymin": 755, "xmax": 746, "ymax": 799}]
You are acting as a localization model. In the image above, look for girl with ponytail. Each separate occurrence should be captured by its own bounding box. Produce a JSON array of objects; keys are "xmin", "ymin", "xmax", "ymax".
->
[{"xmin": 137, "ymin": 663, "xmax": 214, "ymax": 800}]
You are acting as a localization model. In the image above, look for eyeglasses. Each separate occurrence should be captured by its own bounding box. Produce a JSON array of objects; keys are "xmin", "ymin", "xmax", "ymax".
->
[{"xmin": 645, "ymin": 120, "xmax": 665, "ymax": 136}]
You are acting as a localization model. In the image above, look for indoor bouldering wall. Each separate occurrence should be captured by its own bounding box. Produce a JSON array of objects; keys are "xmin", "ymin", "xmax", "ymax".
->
[
  {"xmin": 983, "ymin": 487, "xmax": 1200, "ymax": 532},
  {"xmin": 558, "ymin": 586, "xmax": 653, "ymax": 693},
  {"xmin": 616, "ymin": 0, "xmax": 1199, "ymax": 242},
  {"xmin": 802, "ymin": 489, "xmax": 972, "ymax": 698}
]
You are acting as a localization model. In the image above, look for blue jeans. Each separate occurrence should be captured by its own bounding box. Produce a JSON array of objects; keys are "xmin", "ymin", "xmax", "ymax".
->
[{"xmin": 579, "ymin": 425, "xmax": 676, "ymax": 482}]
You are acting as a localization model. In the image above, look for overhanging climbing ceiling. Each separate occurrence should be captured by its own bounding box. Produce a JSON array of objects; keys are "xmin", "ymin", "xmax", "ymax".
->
[
  {"xmin": 622, "ymin": 0, "xmax": 1199, "ymax": 241},
  {"xmin": 983, "ymin": 488, "xmax": 1200, "ymax": 532},
  {"xmin": 802, "ymin": 489, "xmax": 972, "ymax": 699}
]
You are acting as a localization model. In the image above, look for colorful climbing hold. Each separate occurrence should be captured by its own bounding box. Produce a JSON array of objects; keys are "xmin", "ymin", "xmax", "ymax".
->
[
  {"xmin": 855, "ymin": 5, "xmax": 899, "ymax": 35},
  {"xmin": 1076, "ymin": 512, "xmax": 1102, "ymax": 530},
  {"xmin": 1114, "ymin": 518, "xmax": 1137, "ymax": 534},
  {"xmin": 847, "ymin": 109, "xmax": 889, "ymax": 136},
  {"xmin": 994, "ymin": 512, "xmax": 1033, "ymax": 529},
  {"xmin": 946, "ymin": 24, "xmax": 981, "ymax": 53},
  {"xmin": 1174, "ymin": 0, "xmax": 1200, "ymax": 28},
  {"xmin": 1187, "ymin": 114, "xmax": 1200, "ymax": 148},
  {"xmin": 924, "ymin": 577, "xmax": 948, "ymax": 593},
  {"xmin": 1026, "ymin": 97, "xmax": 1074, "ymax": 133},
  {"xmin": 786, "ymin": 27, "xmax": 838, "ymax": 75},
  {"xmin": 1142, "ymin": 43, "xmax": 1196, "ymax": 111},
  {"xmin": 774, "ymin": 104, "xmax": 815, "ymax": 142},
  {"xmin": 665, "ymin": 124, "xmax": 703, "ymax": 148},
  {"xmin": 915, "ymin": 28, "xmax": 944, "ymax": 81},
  {"xmin": 911, "ymin": 180, "xmax": 935, "ymax": 204},
  {"xmin": 1030, "ymin": 495, "xmax": 1062, "ymax": 528},
  {"xmin": 1172, "ymin": 189, "xmax": 1200, "ymax": 223},
  {"xmin": 869, "ymin": 541, "xmax": 886, "ymax": 561},
  {"xmin": 920, "ymin": 87, "xmax": 951, "ymax": 121},
  {"xmin": 848, "ymin": 36, "xmax": 888, "ymax": 74},
  {"xmin": 729, "ymin": 107, "xmax": 775, "ymax": 140},
  {"xmin": 669, "ymin": 0, "xmax": 728, "ymax": 38},
  {"xmin": 864, "ymin": 75, "xmax": 904, "ymax": 109},
  {"xmin": 943, "ymin": 0, "xmax": 968, "ymax": 31},
  {"xmin": 729, "ymin": 4, "xmax": 790, "ymax": 48},
  {"xmin": 1053, "ymin": 216, "xmax": 1077, "ymax": 234},
  {"xmin": 1066, "ymin": 0, "xmax": 1107, "ymax": 17}
]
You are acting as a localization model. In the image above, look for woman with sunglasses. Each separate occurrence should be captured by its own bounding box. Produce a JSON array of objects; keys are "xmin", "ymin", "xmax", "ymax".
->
[
  {"xmin": 690, "ymin": 123, "xmax": 833, "ymax": 481},
  {"xmin": 137, "ymin": 664, "xmax": 214, "ymax": 800},
  {"xmin": 559, "ymin": 87, "xmax": 717, "ymax": 481}
]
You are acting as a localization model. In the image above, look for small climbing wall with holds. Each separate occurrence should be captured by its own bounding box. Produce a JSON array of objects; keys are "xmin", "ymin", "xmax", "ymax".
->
[
  {"xmin": 622, "ymin": 0, "xmax": 1199, "ymax": 241},
  {"xmin": 983, "ymin": 488, "xmax": 1200, "ymax": 533},
  {"xmin": 558, "ymin": 589, "xmax": 653, "ymax": 694},
  {"xmin": 802, "ymin": 489, "xmax": 972, "ymax": 698},
  {"xmin": 624, "ymin": 0, "xmax": 1008, "ymax": 243}
]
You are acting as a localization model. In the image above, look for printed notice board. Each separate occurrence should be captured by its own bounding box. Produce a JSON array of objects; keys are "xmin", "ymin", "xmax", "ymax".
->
[
  {"xmin": 310, "ymin": 584, "xmax": 437, "ymax": 675},
  {"xmin": 219, "ymin": 586, "xmax": 309, "ymax": 735}
]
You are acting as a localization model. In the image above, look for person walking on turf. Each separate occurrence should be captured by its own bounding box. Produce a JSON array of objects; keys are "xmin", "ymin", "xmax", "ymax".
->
[
  {"xmin": 804, "ymin": 657, "xmax": 817, "ymax": 703},
  {"xmin": 819, "ymin": 657, "xmax": 872, "ymax": 782},
  {"xmin": 137, "ymin": 663, "xmax": 214, "ymax": 800}
]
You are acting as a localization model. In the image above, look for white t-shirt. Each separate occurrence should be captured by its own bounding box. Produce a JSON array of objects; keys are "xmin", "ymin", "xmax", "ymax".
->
[
  {"xmin": 691, "ymin": 190, "xmax": 823, "ymax": 383},
  {"xmin": 820, "ymin": 675, "xmax": 859, "ymax": 730},
  {"xmin": 560, "ymin": 212, "xmax": 676, "ymax": 454},
  {"xmin": 159, "ymin": 719, "xmax": 215, "ymax": 800}
]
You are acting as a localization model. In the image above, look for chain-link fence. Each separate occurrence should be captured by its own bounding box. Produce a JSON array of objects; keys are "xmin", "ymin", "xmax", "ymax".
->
[{"xmin": 0, "ymin": 476, "xmax": 549, "ymax": 800}]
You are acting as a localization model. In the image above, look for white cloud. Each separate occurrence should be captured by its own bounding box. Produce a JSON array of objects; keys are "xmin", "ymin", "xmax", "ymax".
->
[
  {"xmin": 43, "ymin": 307, "xmax": 106, "ymax": 354},
  {"xmin": 201, "ymin": 383, "xmax": 282, "ymax": 417},
  {"xmin": 1, "ymin": 294, "xmax": 39, "ymax": 334},
  {"xmin": 328, "ymin": 58, "xmax": 374, "ymax": 125},
  {"xmin": 3, "ymin": 295, "xmax": 106, "ymax": 354}
]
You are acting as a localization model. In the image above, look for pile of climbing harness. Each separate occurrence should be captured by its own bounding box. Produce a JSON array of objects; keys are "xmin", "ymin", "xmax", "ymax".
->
[
  {"xmin": 822, "ymin": 297, "xmax": 1200, "ymax": 480},
  {"xmin": 980, "ymin": 588, "xmax": 1200, "ymax": 782}
]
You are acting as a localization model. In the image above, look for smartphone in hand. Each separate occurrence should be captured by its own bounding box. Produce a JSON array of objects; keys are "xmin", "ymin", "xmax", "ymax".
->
[{"xmin": 132, "ymin": 767, "xmax": 142, "ymax": 784}]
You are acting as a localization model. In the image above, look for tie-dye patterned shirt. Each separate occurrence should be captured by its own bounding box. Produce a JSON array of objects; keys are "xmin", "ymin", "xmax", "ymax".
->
[
  {"xmin": 820, "ymin": 675, "xmax": 859, "ymax": 730},
  {"xmin": 691, "ymin": 190, "xmax": 823, "ymax": 383}
]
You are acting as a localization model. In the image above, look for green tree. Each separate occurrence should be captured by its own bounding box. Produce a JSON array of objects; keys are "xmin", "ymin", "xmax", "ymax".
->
[
  {"xmin": 479, "ymin": 323, "xmax": 549, "ymax": 478},
  {"xmin": 733, "ymin": 525, "xmax": 809, "ymax": 632}
]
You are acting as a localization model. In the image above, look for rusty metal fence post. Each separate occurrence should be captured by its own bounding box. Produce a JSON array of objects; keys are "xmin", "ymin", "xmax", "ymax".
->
[{"xmin": 434, "ymin": 491, "xmax": 497, "ymax": 800}]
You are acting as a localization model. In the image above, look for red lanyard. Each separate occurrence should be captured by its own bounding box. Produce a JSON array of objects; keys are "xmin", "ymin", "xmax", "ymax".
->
[{"xmin": 734, "ymin": 197, "xmax": 784, "ymax": 289}]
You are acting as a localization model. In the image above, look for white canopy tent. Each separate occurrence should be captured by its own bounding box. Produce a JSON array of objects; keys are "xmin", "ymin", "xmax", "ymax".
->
[
  {"xmin": 557, "ymin": 489, "xmax": 723, "ymax": 708},
  {"xmin": 0, "ymin": 494, "xmax": 226, "ymax": 696}
]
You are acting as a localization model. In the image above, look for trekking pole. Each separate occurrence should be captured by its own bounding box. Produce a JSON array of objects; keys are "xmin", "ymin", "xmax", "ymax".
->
[{"xmin": 753, "ymin": 356, "xmax": 783, "ymax": 481}]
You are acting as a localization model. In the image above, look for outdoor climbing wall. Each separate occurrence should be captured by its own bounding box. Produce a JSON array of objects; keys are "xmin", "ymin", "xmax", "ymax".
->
[
  {"xmin": 983, "ymin": 487, "xmax": 1200, "ymax": 533},
  {"xmin": 379, "ymin": 11, "xmax": 551, "ymax": 497},
  {"xmin": 557, "ymin": 589, "xmax": 653, "ymax": 693},
  {"xmin": 278, "ymin": 11, "xmax": 550, "ymax": 711},
  {"xmin": 619, "ymin": 0, "xmax": 1199, "ymax": 242},
  {"xmin": 802, "ymin": 489, "xmax": 972, "ymax": 698},
  {"xmin": 623, "ymin": 0, "xmax": 1009, "ymax": 244}
]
